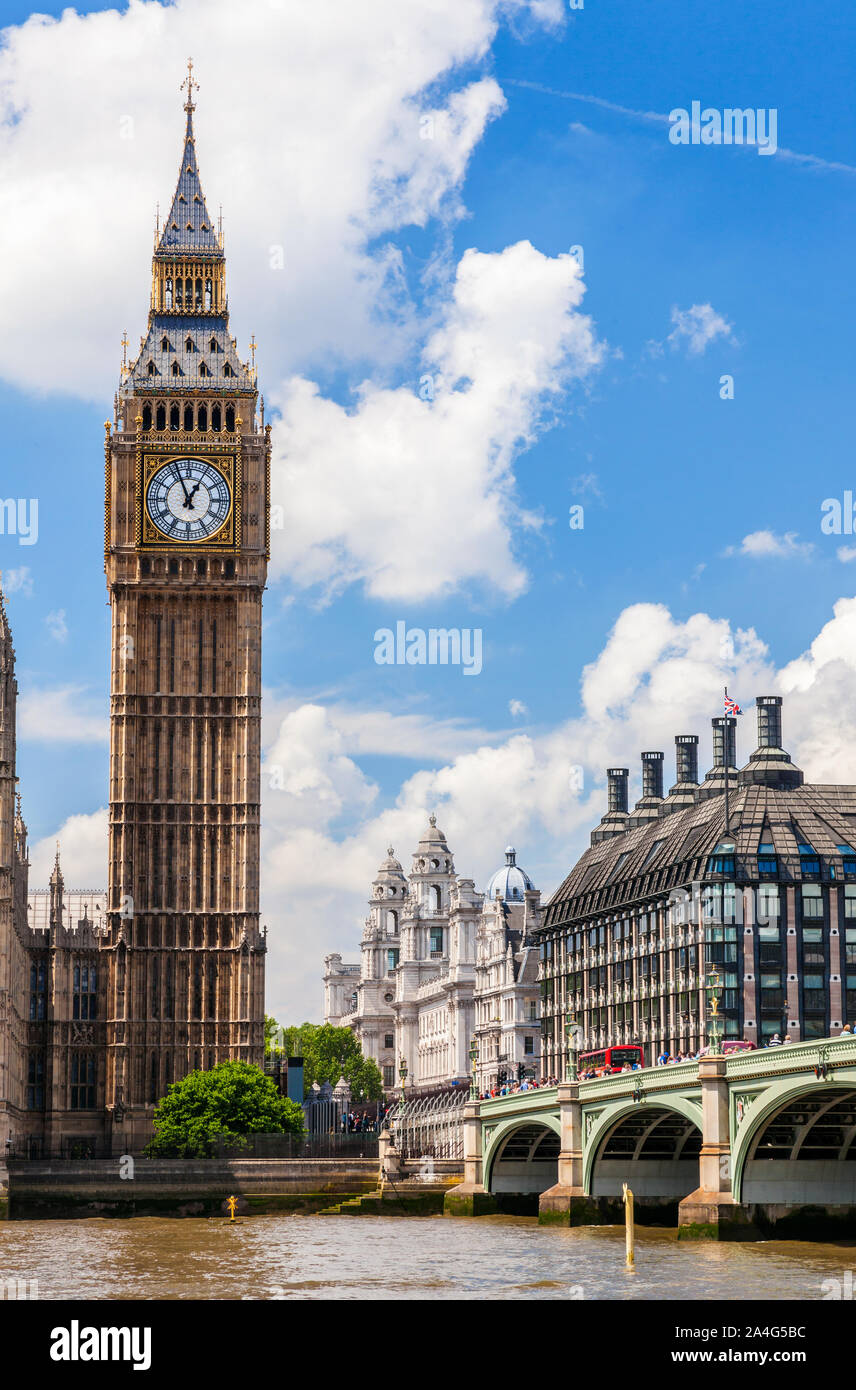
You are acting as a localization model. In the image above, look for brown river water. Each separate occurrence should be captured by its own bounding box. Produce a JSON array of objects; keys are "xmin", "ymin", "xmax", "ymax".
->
[{"xmin": 1, "ymin": 1215, "xmax": 854, "ymax": 1299}]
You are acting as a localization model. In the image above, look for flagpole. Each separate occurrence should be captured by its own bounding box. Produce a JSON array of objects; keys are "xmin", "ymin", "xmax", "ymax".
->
[{"xmin": 723, "ymin": 686, "xmax": 731, "ymax": 836}]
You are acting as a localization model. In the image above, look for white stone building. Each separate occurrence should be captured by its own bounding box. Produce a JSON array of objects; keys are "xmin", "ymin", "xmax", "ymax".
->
[{"xmin": 323, "ymin": 817, "xmax": 542, "ymax": 1093}]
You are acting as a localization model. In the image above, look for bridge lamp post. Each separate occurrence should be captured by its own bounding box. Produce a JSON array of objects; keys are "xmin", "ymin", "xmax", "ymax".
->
[
  {"xmin": 469, "ymin": 1035, "xmax": 479, "ymax": 1099},
  {"xmin": 565, "ymin": 1009, "xmax": 582, "ymax": 1081},
  {"xmin": 705, "ymin": 966, "xmax": 724, "ymax": 1056},
  {"xmin": 398, "ymin": 1056, "xmax": 408, "ymax": 1104}
]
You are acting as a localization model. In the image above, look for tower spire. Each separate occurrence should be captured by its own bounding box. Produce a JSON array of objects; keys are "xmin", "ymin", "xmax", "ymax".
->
[{"xmin": 181, "ymin": 56, "xmax": 199, "ymax": 119}]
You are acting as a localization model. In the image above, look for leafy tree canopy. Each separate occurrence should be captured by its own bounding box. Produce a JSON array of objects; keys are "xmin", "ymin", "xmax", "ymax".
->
[
  {"xmin": 270, "ymin": 1021, "xmax": 383, "ymax": 1103},
  {"xmin": 145, "ymin": 1060, "xmax": 305, "ymax": 1158}
]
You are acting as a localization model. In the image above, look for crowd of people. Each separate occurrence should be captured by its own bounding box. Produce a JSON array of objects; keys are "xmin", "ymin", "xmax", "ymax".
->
[
  {"xmin": 479, "ymin": 1076, "xmax": 560, "ymax": 1100},
  {"xmin": 339, "ymin": 1107, "xmax": 391, "ymax": 1133}
]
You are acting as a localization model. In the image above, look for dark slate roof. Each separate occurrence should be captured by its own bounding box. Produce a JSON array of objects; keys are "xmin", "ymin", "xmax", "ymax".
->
[
  {"xmin": 540, "ymin": 783, "xmax": 856, "ymax": 931},
  {"xmin": 157, "ymin": 108, "xmax": 220, "ymax": 255},
  {"xmin": 124, "ymin": 315, "xmax": 254, "ymax": 395}
]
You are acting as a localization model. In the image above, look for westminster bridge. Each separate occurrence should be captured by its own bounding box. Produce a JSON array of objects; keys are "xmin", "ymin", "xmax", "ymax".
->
[{"xmin": 444, "ymin": 1035, "xmax": 856, "ymax": 1238}]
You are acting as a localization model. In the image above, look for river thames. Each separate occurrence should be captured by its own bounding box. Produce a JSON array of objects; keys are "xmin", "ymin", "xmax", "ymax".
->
[{"xmin": 1, "ymin": 1215, "xmax": 853, "ymax": 1299}]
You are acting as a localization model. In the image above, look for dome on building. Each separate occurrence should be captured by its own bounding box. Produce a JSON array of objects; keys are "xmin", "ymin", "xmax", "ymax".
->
[
  {"xmin": 411, "ymin": 812, "xmax": 455, "ymax": 874},
  {"xmin": 372, "ymin": 846, "xmax": 407, "ymax": 895},
  {"xmin": 485, "ymin": 847, "xmax": 534, "ymax": 903}
]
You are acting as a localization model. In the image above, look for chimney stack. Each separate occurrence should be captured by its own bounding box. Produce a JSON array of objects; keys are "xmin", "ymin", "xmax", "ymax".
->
[
  {"xmin": 712, "ymin": 716, "xmax": 737, "ymax": 769},
  {"xmin": 591, "ymin": 767, "xmax": 630, "ymax": 844},
  {"xmin": 607, "ymin": 766, "xmax": 629, "ymax": 814},
  {"xmin": 630, "ymin": 752, "xmax": 665, "ymax": 824},
  {"xmin": 697, "ymin": 718, "xmax": 738, "ymax": 802},
  {"xmin": 738, "ymin": 695, "xmax": 803, "ymax": 790},
  {"xmin": 756, "ymin": 694, "xmax": 783, "ymax": 750},
  {"xmin": 675, "ymin": 734, "xmax": 699, "ymax": 787},
  {"xmin": 660, "ymin": 734, "xmax": 700, "ymax": 815},
  {"xmin": 641, "ymin": 751, "xmax": 664, "ymax": 800}
]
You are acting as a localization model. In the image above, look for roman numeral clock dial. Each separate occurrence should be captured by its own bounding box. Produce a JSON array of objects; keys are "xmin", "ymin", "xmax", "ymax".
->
[{"xmin": 144, "ymin": 457, "xmax": 233, "ymax": 545}]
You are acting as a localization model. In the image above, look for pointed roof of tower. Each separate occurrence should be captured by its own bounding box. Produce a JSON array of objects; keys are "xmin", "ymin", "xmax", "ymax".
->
[
  {"xmin": 157, "ymin": 60, "xmax": 220, "ymax": 255},
  {"xmin": 50, "ymin": 840, "xmax": 63, "ymax": 886}
]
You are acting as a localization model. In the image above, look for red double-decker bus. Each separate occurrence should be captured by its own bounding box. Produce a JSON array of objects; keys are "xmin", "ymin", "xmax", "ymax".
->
[{"xmin": 578, "ymin": 1045, "xmax": 644, "ymax": 1077}]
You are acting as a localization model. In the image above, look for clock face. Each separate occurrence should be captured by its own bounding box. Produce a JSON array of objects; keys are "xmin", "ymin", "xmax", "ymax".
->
[{"xmin": 145, "ymin": 458, "xmax": 232, "ymax": 543}]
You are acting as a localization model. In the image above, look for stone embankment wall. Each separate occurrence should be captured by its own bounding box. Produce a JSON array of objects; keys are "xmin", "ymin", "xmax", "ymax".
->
[{"xmin": 5, "ymin": 1158, "xmax": 382, "ymax": 1220}]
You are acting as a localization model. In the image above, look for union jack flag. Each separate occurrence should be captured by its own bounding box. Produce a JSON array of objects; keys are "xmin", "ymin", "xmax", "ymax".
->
[{"xmin": 724, "ymin": 692, "xmax": 742, "ymax": 717}]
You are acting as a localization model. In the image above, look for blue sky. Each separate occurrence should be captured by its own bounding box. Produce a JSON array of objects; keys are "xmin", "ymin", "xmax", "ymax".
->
[{"xmin": 1, "ymin": 0, "xmax": 854, "ymax": 1017}]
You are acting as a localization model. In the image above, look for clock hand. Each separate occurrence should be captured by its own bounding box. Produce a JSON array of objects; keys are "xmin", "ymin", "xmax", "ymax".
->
[
  {"xmin": 174, "ymin": 467, "xmax": 193, "ymax": 505},
  {"xmin": 184, "ymin": 482, "xmax": 202, "ymax": 510}
]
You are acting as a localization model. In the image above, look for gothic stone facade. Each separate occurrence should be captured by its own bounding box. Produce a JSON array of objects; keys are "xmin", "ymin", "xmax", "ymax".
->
[{"xmin": 0, "ymin": 79, "xmax": 268, "ymax": 1157}]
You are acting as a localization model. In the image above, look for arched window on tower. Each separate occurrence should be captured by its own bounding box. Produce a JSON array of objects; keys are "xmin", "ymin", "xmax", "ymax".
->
[
  {"xmin": 142, "ymin": 404, "xmax": 152, "ymax": 431},
  {"xmin": 197, "ymin": 405, "xmax": 207, "ymax": 432},
  {"xmin": 147, "ymin": 361, "xmax": 156, "ymax": 376},
  {"xmin": 170, "ymin": 404, "xmax": 180, "ymax": 430},
  {"xmin": 175, "ymin": 279, "xmax": 183, "ymax": 309},
  {"xmin": 195, "ymin": 278, "xmax": 203, "ymax": 310},
  {"xmin": 185, "ymin": 277, "xmax": 192, "ymax": 306},
  {"xmin": 223, "ymin": 362, "xmax": 233, "ymax": 378},
  {"xmin": 209, "ymin": 336, "xmax": 217, "ymax": 353},
  {"xmin": 431, "ymin": 884, "xmax": 442, "ymax": 912},
  {"xmin": 183, "ymin": 404, "xmax": 194, "ymax": 432},
  {"xmin": 185, "ymin": 336, "xmax": 193, "ymax": 353},
  {"xmin": 156, "ymin": 403, "xmax": 166, "ymax": 430},
  {"xmin": 161, "ymin": 335, "xmax": 169, "ymax": 352},
  {"xmin": 205, "ymin": 279, "xmax": 212, "ymax": 310},
  {"xmin": 171, "ymin": 361, "xmax": 180, "ymax": 377},
  {"xmin": 225, "ymin": 405, "xmax": 235, "ymax": 432},
  {"xmin": 387, "ymin": 910, "xmax": 398, "ymax": 936},
  {"xmin": 212, "ymin": 405, "xmax": 222, "ymax": 431},
  {"xmin": 165, "ymin": 278, "xmax": 173, "ymax": 309}
]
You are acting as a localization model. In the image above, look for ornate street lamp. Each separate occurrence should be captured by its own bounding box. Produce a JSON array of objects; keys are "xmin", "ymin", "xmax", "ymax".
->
[
  {"xmin": 398, "ymin": 1055, "xmax": 408, "ymax": 1103},
  {"xmin": 469, "ymin": 1034, "xmax": 479, "ymax": 1099},
  {"xmin": 565, "ymin": 1008, "xmax": 582, "ymax": 1081},
  {"xmin": 705, "ymin": 965, "xmax": 723, "ymax": 1056}
]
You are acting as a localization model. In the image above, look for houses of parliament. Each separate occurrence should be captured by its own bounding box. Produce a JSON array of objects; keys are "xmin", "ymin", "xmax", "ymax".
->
[{"xmin": 0, "ymin": 66, "xmax": 269, "ymax": 1156}]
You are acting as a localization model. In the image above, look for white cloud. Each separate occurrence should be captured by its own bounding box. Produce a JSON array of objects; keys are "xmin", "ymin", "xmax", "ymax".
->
[
  {"xmin": 289, "ymin": 702, "xmax": 499, "ymax": 762},
  {"xmin": 3, "ymin": 567, "xmax": 33, "ymax": 596},
  {"xmin": 0, "ymin": 0, "xmax": 558, "ymax": 401},
  {"xmin": 509, "ymin": 699, "xmax": 528, "ymax": 717},
  {"xmin": 45, "ymin": 609, "xmax": 69, "ymax": 643},
  {"xmin": 18, "ymin": 685, "xmax": 107, "ymax": 743},
  {"xmin": 30, "ymin": 807, "xmax": 108, "ymax": 888},
  {"xmin": 837, "ymin": 546, "xmax": 856, "ymax": 563},
  {"xmin": 725, "ymin": 530, "xmax": 814, "ymax": 560},
  {"xmin": 270, "ymin": 240, "xmax": 603, "ymax": 601},
  {"xmin": 667, "ymin": 303, "xmax": 733, "ymax": 356}
]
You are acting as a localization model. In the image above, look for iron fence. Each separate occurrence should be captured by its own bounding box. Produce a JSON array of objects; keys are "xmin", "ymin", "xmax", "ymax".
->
[
  {"xmin": 210, "ymin": 1132, "xmax": 379, "ymax": 1159},
  {"xmin": 387, "ymin": 1086, "xmax": 467, "ymax": 1160}
]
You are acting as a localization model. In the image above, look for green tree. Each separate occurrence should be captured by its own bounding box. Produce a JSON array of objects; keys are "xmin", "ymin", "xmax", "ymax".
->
[
  {"xmin": 145, "ymin": 1060, "xmax": 305, "ymax": 1158},
  {"xmin": 264, "ymin": 1013, "xmax": 281, "ymax": 1055},
  {"xmin": 279, "ymin": 1023, "xmax": 383, "ymax": 1103}
]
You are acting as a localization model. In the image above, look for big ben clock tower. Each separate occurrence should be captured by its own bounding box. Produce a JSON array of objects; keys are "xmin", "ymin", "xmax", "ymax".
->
[{"xmin": 104, "ymin": 63, "xmax": 269, "ymax": 1145}]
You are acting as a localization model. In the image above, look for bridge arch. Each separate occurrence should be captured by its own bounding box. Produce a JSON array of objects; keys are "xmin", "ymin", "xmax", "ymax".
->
[
  {"xmin": 584, "ymin": 1097, "xmax": 703, "ymax": 1198},
  {"xmin": 483, "ymin": 1114, "xmax": 562, "ymax": 1196},
  {"xmin": 732, "ymin": 1077, "xmax": 856, "ymax": 1205}
]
